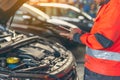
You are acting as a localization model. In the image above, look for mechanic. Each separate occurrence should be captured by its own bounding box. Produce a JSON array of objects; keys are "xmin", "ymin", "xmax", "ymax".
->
[{"xmin": 60, "ymin": 0, "xmax": 120, "ymax": 80}]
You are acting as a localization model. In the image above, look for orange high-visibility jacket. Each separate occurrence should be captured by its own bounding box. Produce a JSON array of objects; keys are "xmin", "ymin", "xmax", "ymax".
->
[{"xmin": 73, "ymin": 0, "xmax": 120, "ymax": 76}]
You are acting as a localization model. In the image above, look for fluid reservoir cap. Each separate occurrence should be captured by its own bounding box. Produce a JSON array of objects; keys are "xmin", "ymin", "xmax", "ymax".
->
[
  {"xmin": 8, "ymin": 64, "xmax": 18, "ymax": 69},
  {"xmin": 7, "ymin": 57, "xmax": 20, "ymax": 64}
]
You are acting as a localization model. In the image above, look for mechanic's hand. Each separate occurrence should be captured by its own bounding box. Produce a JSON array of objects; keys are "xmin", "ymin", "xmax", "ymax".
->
[
  {"xmin": 60, "ymin": 32, "xmax": 73, "ymax": 40},
  {"xmin": 70, "ymin": 28, "xmax": 82, "ymax": 34},
  {"xmin": 60, "ymin": 28, "xmax": 82, "ymax": 40}
]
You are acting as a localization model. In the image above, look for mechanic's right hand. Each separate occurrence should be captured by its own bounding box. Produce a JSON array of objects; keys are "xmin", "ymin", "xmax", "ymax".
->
[
  {"xmin": 70, "ymin": 28, "xmax": 82, "ymax": 34},
  {"xmin": 60, "ymin": 28, "xmax": 82, "ymax": 40},
  {"xmin": 60, "ymin": 32, "xmax": 73, "ymax": 40}
]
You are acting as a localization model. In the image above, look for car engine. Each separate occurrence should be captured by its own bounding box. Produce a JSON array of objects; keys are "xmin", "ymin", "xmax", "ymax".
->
[{"xmin": 0, "ymin": 25, "xmax": 77, "ymax": 80}]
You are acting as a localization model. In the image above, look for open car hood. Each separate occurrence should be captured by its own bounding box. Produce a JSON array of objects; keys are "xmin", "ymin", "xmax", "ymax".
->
[{"xmin": 0, "ymin": 0, "xmax": 28, "ymax": 25}]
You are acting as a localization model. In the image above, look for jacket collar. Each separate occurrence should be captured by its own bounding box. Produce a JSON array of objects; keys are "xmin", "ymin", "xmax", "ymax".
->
[
  {"xmin": 100, "ymin": 0, "xmax": 110, "ymax": 5},
  {"xmin": 104, "ymin": 0, "xmax": 110, "ymax": 4}
]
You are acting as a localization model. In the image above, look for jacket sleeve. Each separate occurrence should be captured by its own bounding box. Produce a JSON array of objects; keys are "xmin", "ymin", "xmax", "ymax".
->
[
  {"xmin": 73, "ymin": 2, "xmax": 120, "ymax": 49},
  {"xmin": 73, "ymin": 32, "xmax": 114, "ymax": 49}
]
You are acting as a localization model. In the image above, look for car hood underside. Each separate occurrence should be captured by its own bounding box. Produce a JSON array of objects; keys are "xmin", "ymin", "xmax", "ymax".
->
[{"xmin": 0, "ymin": 0, "xmax": 28, "ymax": 25}]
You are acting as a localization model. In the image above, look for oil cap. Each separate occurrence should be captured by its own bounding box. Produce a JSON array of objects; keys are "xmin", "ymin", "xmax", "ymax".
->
[
  {"xmin": 7, "ymin": 57, "xmax": 20, "ymax": 64},
  {"xmin": 7, "ymin": 57, "xmax": 20, "ymax": 69}
]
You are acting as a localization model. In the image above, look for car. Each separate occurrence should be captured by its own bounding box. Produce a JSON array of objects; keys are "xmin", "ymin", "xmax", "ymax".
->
[
  {"xmin": 0, "ymin": 30, "xmax": 79, "ymax": 80},
  {"xmin": 10, "ymin": 3, "xmax": 80, "ymax": 49},
  {"xmin": 32, "ymin": 3, "xmax": 94, "ymax": 32},
  {"xmin": 0, "ymin": 1, "xmax": 79, "ymax": 80}
]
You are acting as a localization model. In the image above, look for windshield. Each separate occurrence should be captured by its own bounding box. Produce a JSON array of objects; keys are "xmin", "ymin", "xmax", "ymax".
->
[{"xmin": 39, "ymin": 6, "xmax": 81, "ymax": 18}]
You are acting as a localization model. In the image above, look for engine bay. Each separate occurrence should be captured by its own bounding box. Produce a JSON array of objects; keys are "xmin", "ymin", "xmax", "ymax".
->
[{"xmin": 0, "ymin": 35, "xmax": 75, "ymax": 79}]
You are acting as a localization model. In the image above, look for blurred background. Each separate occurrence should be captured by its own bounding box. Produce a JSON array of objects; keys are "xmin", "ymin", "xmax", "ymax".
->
[{"xmin": 29, "ymin": 0, "xmax": 97, "ymax": 18}]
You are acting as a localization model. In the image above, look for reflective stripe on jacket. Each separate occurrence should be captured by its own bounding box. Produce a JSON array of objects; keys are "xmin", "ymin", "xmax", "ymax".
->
[
  {"xmin": 86, "ymin": 47, "xmax": 120, "ymax": 61},
  {"xmin": 85, "ymin": 47, "xmax": 120, "ymax": 76}
]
